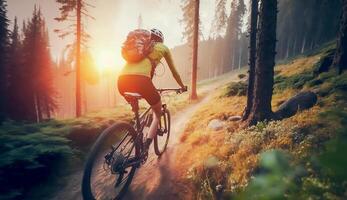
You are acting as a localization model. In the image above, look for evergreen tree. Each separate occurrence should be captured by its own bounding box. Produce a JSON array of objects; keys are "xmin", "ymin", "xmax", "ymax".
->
[
  {"xmin": 276, "ymin": 0, "xmax": 341, "ymax": 60},
  {"xmin": 243, "ymin": 0, "xmax": 259, "ymax": 121},
  {"xmin": 0, "ymin": 0, "xmax": 9, "ymax": 123},
  {"xmin": 20, "ymin": 7, "xmax": 56, "ymax": 122},
  {"xmin": 333, "ymin": 0, "xmax": 347, "ymax": 74},
  {"xmin": 7, "ymin": 17, "xmax": 24, "ymax": 120},
  {"xmin": 246, "ymin": 0, "xmax": 277, "ymax": 126},
  {"xmin": 181, "ymin": 0, "xmax": 200, "ymax": 100},
  {"xmin": 210, "ymin": 0, "xmax": 228, "ymax": 38},
  {"xmin": 55, "ymin": 0, "xmax": 94, "ymax": 117},
  {"xmin": 224, "ymin": 0, "xmax": 246, "ymax": 71}
]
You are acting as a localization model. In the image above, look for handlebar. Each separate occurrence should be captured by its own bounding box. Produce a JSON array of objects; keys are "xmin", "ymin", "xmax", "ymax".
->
[{"xmin": 157, "ymin": 87, "xmax": 187, "ymax": 94}]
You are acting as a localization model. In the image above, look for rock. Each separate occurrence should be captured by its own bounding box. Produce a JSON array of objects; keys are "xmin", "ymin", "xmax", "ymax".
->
[
  {"xmin": 228, "ymin": 115, "xmax": 242, "ymax": 121},
  {"xmin": 275, "ymin": 91, "xmax": 318, "ymax": 120},
  {"xmin": 314, "ymin": 49, "xmax": 335, "ymax": 75},
  {"xmin": 208, "ymin": 119, "xmax": 225, "ymax": 131}
]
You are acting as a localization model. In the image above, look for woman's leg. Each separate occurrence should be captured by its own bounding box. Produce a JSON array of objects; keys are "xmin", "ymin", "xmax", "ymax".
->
[
  {"xmin": 144, "ymin": 100, "xmax": 162, "ymax": 151},
  {"xmin": 148, "ymin": 100, "xmax": 162, "ymax": 139}
]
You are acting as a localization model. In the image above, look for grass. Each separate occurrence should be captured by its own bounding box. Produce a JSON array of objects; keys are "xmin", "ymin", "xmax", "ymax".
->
[{"xmin": 175, "ymin": 47, "xmax": 347, "ymax": 199}]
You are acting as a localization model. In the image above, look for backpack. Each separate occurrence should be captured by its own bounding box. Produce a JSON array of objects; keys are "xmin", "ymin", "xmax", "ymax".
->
[{"xmin": 121, "ymin": 29, "xmax": 154, "ymax": 63}]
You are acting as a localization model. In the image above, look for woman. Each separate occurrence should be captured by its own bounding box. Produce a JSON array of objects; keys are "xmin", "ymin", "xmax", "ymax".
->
[{"xmin": 118, "ymin": 28, "xmax": 186, "ymax": 153}]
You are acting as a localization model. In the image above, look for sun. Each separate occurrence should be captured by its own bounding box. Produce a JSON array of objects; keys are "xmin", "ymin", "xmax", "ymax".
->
[{"xmin": 93, "ymin": 49, "xmax": 125, "ymax": 73}]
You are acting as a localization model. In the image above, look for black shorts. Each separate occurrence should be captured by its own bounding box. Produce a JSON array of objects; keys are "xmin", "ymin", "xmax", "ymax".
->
[{"xmin": 118, "ymin": 75, "xmax": 161, "ymax": 106}]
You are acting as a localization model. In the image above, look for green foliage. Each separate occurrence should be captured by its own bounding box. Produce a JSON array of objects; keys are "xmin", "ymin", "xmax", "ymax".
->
[
  {"xmin": 236, "ymin": 150, "xmax": 301, "ymax": 200},
  {"xmin": 274, "ymin": 71, "xmax": 315, "ymax": 92},
  {"xmin": 0, "ymin": 121, "xmax": 72, "ymax": 199},
  {"xmin": 223, "ymin": 81, "xmax": 247, "ymax": 97}
]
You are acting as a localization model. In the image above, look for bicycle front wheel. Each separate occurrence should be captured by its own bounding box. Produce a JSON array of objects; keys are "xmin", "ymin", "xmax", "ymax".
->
[
  {"xmin": 154, "ymin": 109, "xmax": 171, "ymax": 156},
  {"xmin": 82, "ymin": 122, "xmax": 140, "ymax": 200}
]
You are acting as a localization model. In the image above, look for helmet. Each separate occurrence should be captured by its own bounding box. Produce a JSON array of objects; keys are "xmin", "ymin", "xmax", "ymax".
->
[{"xmin": 150, "ymin": 28, "xmax": 164, "ymax": 42}]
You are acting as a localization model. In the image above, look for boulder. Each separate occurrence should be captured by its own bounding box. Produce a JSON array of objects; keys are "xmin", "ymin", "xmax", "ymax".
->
[
  {"xmin": 208, "ymin": 119, "xmax": 225, "ymax": 131},
  {"xmin": 275, "ymin": 91, "xmax": 318, "ymax": 120},
  {"xmin": 228, "ymin": 115, "xmax": 242, "ymax": 121},
  {"xmin": 314, "ymin": 49, "xmax": 335, "ymax": 75}
]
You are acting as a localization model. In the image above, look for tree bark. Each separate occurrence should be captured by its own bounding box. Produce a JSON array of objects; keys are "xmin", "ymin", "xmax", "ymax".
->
[
  {"xmin": 76, "ymin": 0, "xmax": 82, "ymax": 117},
  {"xmin": 242, "ymin": 0, "xmax": 258, "ymax": 120},
  {"xmin": 247, "ymin": 0, "xmax": 277, "ymax": 126},
  {"xmin": 333, "ymin": 0, "xmax": 347, "ymax": 74},
  {"xmin": 190, "ymin": 0, "xmax": 199, "ymax": 100}
]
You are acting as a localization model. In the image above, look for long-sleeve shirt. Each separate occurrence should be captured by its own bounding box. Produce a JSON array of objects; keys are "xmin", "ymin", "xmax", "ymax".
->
[{"xmin": 120, "ymin": 42, "xmax": 184, "ymax": 87}]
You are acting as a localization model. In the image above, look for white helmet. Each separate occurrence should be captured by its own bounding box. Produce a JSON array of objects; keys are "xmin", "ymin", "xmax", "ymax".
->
[{"xmin": 150, "ymin": 28, "xmax": 164, "ymax": 42}]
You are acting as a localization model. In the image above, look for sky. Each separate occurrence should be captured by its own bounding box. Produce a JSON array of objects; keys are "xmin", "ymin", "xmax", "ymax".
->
[{"xmin": 7, "ymin": 0, "xmax": 222, "ymax": 69}]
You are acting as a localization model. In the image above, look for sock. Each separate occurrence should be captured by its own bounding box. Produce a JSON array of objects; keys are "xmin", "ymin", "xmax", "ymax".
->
[{"xmin": 144, "ymin": 138, "xmax": 153, "ymax": 150}]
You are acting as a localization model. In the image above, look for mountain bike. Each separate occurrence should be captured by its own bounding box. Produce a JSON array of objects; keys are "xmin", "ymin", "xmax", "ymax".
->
[{"xmin": 82, "ymin": 88, "xmax": 186, "ymax": 200}]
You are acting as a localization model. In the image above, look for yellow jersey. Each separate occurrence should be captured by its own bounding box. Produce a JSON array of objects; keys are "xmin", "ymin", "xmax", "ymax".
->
[{"xmin": 120, "ymin": 43, "xmax": 184, "ymax": 86}]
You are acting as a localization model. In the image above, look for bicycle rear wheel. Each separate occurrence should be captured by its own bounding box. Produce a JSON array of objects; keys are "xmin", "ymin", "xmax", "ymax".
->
[
  {"xmin": 154, "ymin": 109, "xmax": 171, "ymax": 156},
  {"xmin": 82, "ymin": 122, "xmax": 140, "ymax": 200}
]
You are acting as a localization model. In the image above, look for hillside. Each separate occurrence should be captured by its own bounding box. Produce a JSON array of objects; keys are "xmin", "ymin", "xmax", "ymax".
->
[{"xmin": 172, "ymin": 46, "xmax": 347, "ymax": 199}]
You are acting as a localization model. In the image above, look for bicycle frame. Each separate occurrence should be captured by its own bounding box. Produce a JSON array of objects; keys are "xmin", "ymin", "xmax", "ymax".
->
[{"xmin": 126, "ymin": 88, "xmax": 182, "ymax": 152}]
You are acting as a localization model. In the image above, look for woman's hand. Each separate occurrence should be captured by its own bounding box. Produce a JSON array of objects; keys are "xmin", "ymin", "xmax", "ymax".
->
[{"xmin": 180, "ymin": 85, "xmax": 188, "ymax": 93}]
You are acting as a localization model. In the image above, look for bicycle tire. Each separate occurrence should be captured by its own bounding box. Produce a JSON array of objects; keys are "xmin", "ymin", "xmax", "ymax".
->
[
  {"xmin": 82, "ymin": 122, "xmax": 140, "ymax": 200},
  {"xmin": 154, "ymin": 109, "xmax": 171, "ymax": 156}
]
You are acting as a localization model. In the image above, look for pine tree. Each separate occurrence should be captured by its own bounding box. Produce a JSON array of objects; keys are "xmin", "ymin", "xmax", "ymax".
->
[
  {"xmin": 7, "ymin": 17, "xmax": 23, "ymax": 120},
  {"xmin": 333, "ymin": 0, "xmax": 347, "ymax": 74},
  {"xmin": 224, "ymin": 0, "xmax": 246, "ymax": 71},
  {"xmin": 181, "ymin": 0, "xmax": 200, "ymax": 100},
  {"xmin": 55, "ymin": 0, "xmax": 94, "ymax": 117},
  {"xmin": 210, "ymin": 0, "xmax": 227, "ymax": 38},
  {"xmin": 0, "ymin": 0, "xmax": 9, "ymax": 123},
  {"xmin": 246, "ymin": 0, "xmax": 277, "ymax": 126},
  {"xmin": 243, "ymin": 0, "xmax": 259, "ymax": 121},
  {"xmin": 20, "ymin": 7, "xmax": 56, "ymax": 122}
]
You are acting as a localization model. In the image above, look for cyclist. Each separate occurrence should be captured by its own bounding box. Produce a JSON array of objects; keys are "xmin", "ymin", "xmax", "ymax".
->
[{"xmin": 118, "ymin": 28, "xmax": 187, "ymax": 153}]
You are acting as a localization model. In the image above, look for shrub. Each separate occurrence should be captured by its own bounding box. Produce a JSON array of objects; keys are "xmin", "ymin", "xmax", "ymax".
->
[
  {"xmin": 0, "ymin": 122, "xmax": 73, "ymax": 199},
  {"xmin": 223, "ymin": 82, "xmax": 248, "ymax": 97}
]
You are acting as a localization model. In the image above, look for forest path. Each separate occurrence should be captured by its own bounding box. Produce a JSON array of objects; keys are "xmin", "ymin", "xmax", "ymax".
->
[{"xmin": 47, "ymin": 70, "xmax": 243, "ymax": 200}]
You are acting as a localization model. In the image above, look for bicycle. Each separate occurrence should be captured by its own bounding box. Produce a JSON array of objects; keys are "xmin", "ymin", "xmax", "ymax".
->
[{"xmin": 82, "ymin": 88, "xmax": 186, "ymax": 200}]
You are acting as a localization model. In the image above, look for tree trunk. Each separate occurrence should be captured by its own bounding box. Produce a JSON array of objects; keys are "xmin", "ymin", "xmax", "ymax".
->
[
  {"xmin": 333, "ymin": 0, "xmax": 347, "ymax": 74},
  {"xmin": 190, "ymin": 0, "xmax": 199, "ymax": 100},
  {"xmin": 242, "ymin": 0, "xmax": 258, "ymax": 120},
  {"xmin": 76, "ymin": 0, "xmax": 82, "ymax": 117},
  {"xmin": 246, "ymin": 0, "xmax": 277, "ymax": 126}
]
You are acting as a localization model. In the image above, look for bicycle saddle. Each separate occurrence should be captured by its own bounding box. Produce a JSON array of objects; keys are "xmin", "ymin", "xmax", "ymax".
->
[{"xmin": 123, "ymin": 92, "xmax": 142, "ymax": 99}]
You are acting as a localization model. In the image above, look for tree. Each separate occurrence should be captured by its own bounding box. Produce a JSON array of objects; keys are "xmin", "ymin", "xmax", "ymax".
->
[
  {"xmin": 224, "ymin": 0, "xmax": 246, "ymax": 71},
  {"xmin": 242, "ymin": 0, "xmax": 259, "ymax": 121},
  {"xmin": 276, "ymin": 0, "xmax": 341, "ymax": 60},
  {"xmin": 0, "ymin": 0, "xmax": 9, "ymax": 123},
  {"xmin": 191, "ymin": 0, "xmax": 200, "ymax": 100},
  {"xmin": 181, "ymin": 0, "xmax": 200, "ymax": 100},
  {"xmin": 6, "ymin": 17, "xmax": 23, "ymax": 120},
  {"xmin": 55, "ymin": 0, "xmax": 94, "ymax": 117},
  {"xmin": 20, "ymin": 7, "xmax": 57, "ymax": 122},
  {"xmin": 333, "ymin": 0, "xmax": 347, "ymax": 74},
  {"xmin": 246, "ymin": 0, "xmax": 277, "ymax": 126},
  {"xmin": 210, "ymin": 0, "xmax": 228, "ymax": 38}
]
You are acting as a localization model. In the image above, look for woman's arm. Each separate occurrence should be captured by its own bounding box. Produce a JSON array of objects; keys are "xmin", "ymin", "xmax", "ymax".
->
[{"xmin": 164, "ymin": 48, "xmax": 185, "ymax": 88}]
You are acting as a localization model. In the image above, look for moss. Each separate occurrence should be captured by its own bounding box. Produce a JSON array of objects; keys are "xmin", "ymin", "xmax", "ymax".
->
[{"xmin": 274, "ymin": 71, "xmax": 315, "ymax": 92}]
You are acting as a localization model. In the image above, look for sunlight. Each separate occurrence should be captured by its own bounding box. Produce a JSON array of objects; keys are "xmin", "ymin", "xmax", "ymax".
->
[{"xmin": 93, "ymin": 49, "xmax": 125, "ymax": 73}]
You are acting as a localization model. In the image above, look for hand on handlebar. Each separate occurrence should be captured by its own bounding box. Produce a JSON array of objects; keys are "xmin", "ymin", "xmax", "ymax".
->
[{"xmin": 180, "ymin": 86, "xmax": 188, "ymax": 93}]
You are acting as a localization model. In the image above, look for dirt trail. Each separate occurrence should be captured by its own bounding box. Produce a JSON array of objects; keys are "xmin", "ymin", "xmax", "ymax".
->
[{"xmin": 46, "ymin": 71, "xmax": 242, "ymax": 200}]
